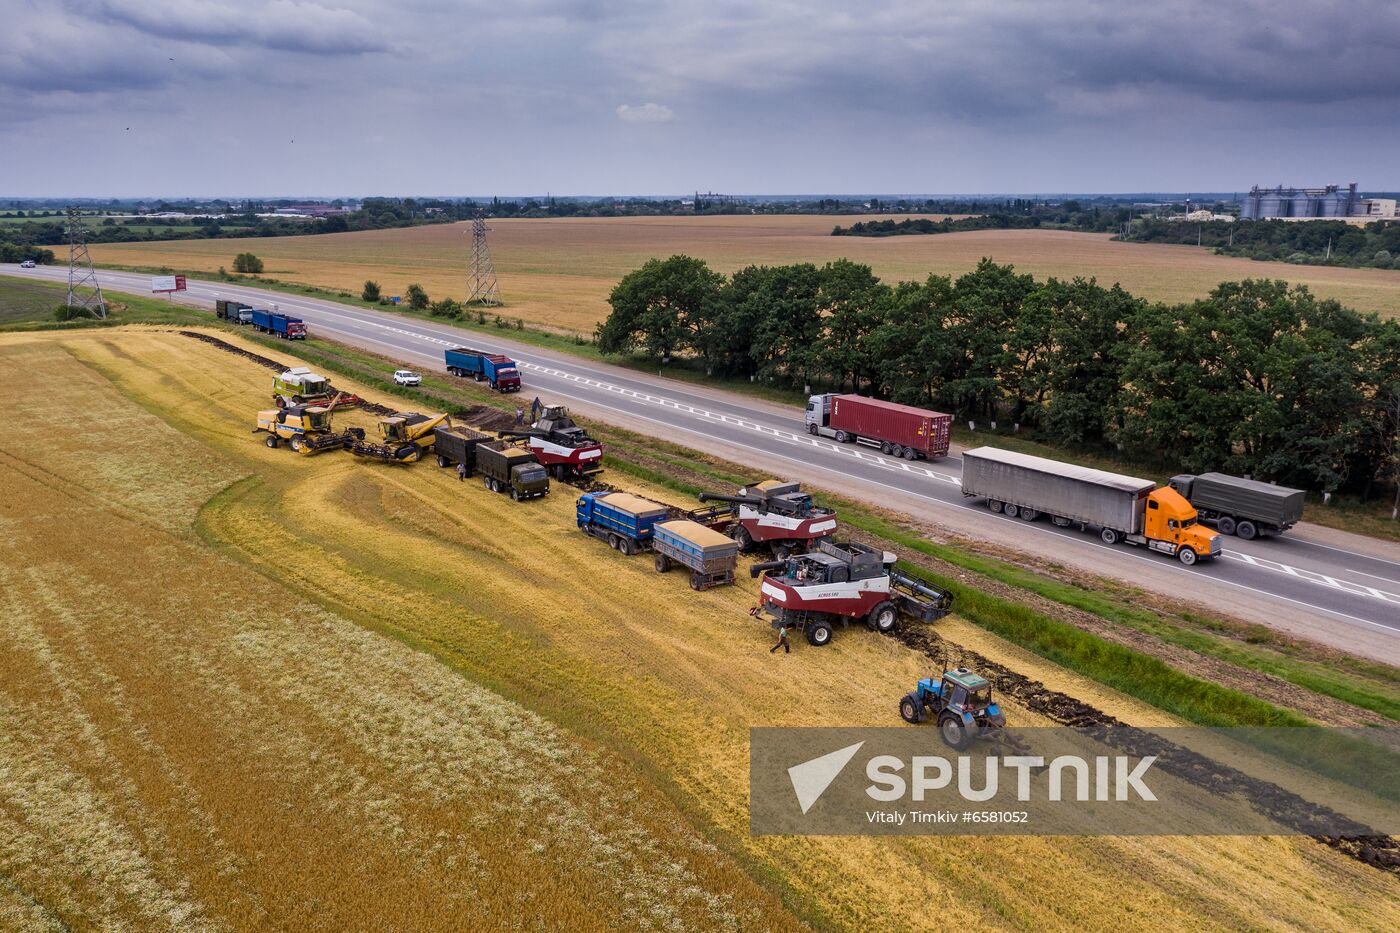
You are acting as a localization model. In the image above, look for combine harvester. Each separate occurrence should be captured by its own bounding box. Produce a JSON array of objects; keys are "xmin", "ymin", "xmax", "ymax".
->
[
  {"xmin": 349, "ymin": 411, "xmax": 449, "ymax": 463},
  {"xmin": 272, "ymin": 368, "xmax": 362, "ymax": 410},
  {"xmin": 498, "ymin": 404, "xmax": 603, "ymax": 480},
  {"xmin": 750, "ymin": 541, "xmax": 953, "ymax": 646},
  {"xmin": 253, "ymin": 394, "xmax": 364, "ymax": 454},
  {"xmin": 697, "ymin": 480, "xmax": 836, "ymax": 557}
]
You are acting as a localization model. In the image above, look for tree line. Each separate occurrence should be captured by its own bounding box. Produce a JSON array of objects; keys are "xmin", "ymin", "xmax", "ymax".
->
[
  {"xmin": 597, "ymin": 255, "xmax": 1400, "ymax": 496},
  {"xmin": 1134, "ymin": 218, "xmax": 1400, "ymax": 270}
]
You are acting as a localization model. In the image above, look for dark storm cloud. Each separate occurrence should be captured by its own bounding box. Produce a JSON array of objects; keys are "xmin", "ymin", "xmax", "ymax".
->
[{"xmin": 97, "ymin": 0, "xmax": 392, "ymax": 55}]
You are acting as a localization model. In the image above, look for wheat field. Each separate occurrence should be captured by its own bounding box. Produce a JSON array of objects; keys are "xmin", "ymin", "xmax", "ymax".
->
[
  {"xmin": 0, "ymin": 326, "xmax": 1393, "ymax": 930},
  {"xmin": 88, "ymin": 215, "xmax": 1400, "ymax": 334}
]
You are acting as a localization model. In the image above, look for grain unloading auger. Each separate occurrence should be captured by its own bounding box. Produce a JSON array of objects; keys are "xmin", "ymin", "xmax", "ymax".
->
[
  {"xmin": 696, "ymin": 480, "xmax": 837, "ymax": 557},
  {"xmin": 349, "ymin": 411, "xmax": 450, "ymax": 463}
]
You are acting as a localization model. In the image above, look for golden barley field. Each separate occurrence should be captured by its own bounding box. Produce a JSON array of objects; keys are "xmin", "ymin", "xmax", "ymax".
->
[
  {"xmin": 0, "ymin": 326, "xmax": 1393, "ymax": 930},
  {"xmin": 89, "ymin": 215, "xmax": 1400, "ymax": 334}
]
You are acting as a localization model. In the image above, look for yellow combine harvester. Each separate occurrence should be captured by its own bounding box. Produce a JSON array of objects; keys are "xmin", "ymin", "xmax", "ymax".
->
[
  {"xmin": 254, "ymin": 393, "xmax": 366, "ymax": 454},
  {"xmin": 348, "ymin": 411, "xmax": 450, "ymax": 463}
]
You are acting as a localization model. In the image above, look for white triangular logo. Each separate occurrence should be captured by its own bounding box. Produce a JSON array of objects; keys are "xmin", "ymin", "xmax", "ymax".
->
[{"xmin": 787, "ymin": 741, "xmax": 865, "ymax": 814}]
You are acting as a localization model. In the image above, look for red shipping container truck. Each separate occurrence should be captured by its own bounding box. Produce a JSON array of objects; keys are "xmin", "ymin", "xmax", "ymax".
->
[{"xmin": 804, "ymin": 393, "xmax": 951, "ymax": 461}]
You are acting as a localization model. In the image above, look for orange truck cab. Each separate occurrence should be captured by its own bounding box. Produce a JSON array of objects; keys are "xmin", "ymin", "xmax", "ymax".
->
[{"xmin": 1138, "ymin": 487, "xmax": 1220, "ymax": 566}]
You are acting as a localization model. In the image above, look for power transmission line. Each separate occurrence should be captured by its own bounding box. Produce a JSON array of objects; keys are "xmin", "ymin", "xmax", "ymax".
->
[
  {"xmin": 66, "ymin": 206, "xmax": 106, "ymax": 319},
  {"xmin": 466, "ymin": 217, "xmax": 500, "ymax": 306}
]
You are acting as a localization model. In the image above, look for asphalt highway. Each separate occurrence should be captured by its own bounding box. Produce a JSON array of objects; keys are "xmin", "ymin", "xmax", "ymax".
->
[{"xmin": 11, "ymin": 264, "xmax": 1399, "ymax": 658}]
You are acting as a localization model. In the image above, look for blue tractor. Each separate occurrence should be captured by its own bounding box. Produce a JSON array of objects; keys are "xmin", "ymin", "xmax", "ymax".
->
[{"xmin": 899, "ymin": 666, "xmax": 1017, "ymax": 750}]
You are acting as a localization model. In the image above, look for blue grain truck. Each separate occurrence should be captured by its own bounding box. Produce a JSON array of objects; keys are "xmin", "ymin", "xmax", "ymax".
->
[
  {"xmin": 576, "ymin": 491, "xmax": 670, "ymax": 556},
  {"xmin": 250, "ymin": 308, "xmax": 307, "ymax": 339},
  {"xmin": 444, "ymin": 346, "xmax": 521, "ymax": 393}
]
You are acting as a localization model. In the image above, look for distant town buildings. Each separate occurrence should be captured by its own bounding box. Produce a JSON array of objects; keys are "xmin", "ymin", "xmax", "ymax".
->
[{"xmin": 1239, "ymin": 184, "xmax": 1397, "ymax": 222}]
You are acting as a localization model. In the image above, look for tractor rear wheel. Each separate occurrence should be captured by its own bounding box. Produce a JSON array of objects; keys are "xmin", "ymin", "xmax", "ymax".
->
[
  {"xmin": 939, "ymin": 715, "xmax": 971, "ymax": 750},
  {"xmin": 867, "ymin": 600, "xmax": 898, "ymax": 633},
  {"xmin": 805, "ymin": 622, "xmax": 834, "ymax": 647},
  {"xmin": 1217, "ymin": 516, "xmax": 1237, "ymax": 535},
  {"xmin": 899, "ymin": 693, "xmax": 924, "ymax": 724},
  {"xmin": 1236, "ymin": 520, "xmax": 1258, "ymax": 540},
  {"xmin": 655, "ymin": 554, "xmax": 671, "ymax": 573},
  {"xmin": 264, "ymin": 434, "xmax": 278, "ymax": 449}
]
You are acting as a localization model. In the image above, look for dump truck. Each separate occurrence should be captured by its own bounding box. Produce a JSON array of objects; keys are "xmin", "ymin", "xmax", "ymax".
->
[
  {"xmin": 576, "ymin": 491, "xmax": 670, "ymax": 555},
  {"xmin": 498, "ymin": 404, "xmax": 603, "ymax": 479},
  {"xmin": 433, "ymin": 424, "xmax": 493, "ymax": 474},
  {"xmin": 1168, "ymin": 472, "xmax": 1305, "ymax": 540},
  {"xmin": 478, "ymin": 442, "xmax": 550, "ymax": 500},
  {"xmin": 653, "ymin": 520, "xmax": 740, "ymax": 590},
  {"xmin": 961, "ymin": 446, "xmax": 1221, "ymax": 565},
  {"xmin": 445, "ymin": 347, "xmax": 521, "ymax": 392},
  {"xmin": 805, "ymin": 393, "xmax": 952, "ymax": 460},
  {"xmin": 749, "ymin": 540, "xmax": 953, "ymax": 646},
  {"xmin": 253, "ymin": 399, "xmax": 364, "ymax": 454},
  {"xmin": 271, "ymin": 368, "xmax": 362, "ymax": 410},
  {"xmin": 215, "ymin": 299, "xmax": 253, "ymax": 324},
  {"xmin": 348, "ymin": 411, "xmax": 448, "ymax": 462},
  {"xmin": 250, "ymin": 308, "xmax": 307, "ymax": 339},
  {"xmin": 697, "ymin": 480, "xmax": 837, "ymax": 557}
]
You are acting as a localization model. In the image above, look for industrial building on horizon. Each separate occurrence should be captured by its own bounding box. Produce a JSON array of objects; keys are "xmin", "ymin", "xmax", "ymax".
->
[{"xmin": 1239, "ymin": 183, "xmax": 1397, "ymax": 222}]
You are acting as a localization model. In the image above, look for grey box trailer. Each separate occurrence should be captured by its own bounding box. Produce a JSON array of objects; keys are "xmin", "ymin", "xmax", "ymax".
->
[
  {"xmin": 1168, "ymin": 473, "xmax": 1304, "ymax": 539},
  {"xmin": 432, "ymin": 425, "xmax": 493, "ymax": 475},
  {"xmin": 961, "ymin": 447, "xmax": 1155, "ymax": 532}
]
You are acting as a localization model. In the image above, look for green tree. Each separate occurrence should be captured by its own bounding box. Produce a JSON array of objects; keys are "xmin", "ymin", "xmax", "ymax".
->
[
  {"xmin": 430, "ymin": 297, "xmax": 462, "ymax": 318},
  {"xmin": 814, "ymin": 260, "xmax": 890, "ymax": 392},
  {"xmin": 942, "ymin": 259, "xmax": 1036, "ymax": 419},
  {"xmin": 869, "ymin": 275, "xmax": 958, "ymax": 405},
  {"xmin": 362, "ymin": 280, "xmax": 381, "ymax": 302},
  {"xmin": 232, "ymin": 252, "xmax": 263, "ymax": 273},
  {"xmin": 1040, "ymin": 279, "xmax": 1142, "ymax": 445},
  {"xmin": 745, "ymin": 263, "xmax": 824, "ymax": 386},
  {"xmin": 596, "ymin": 255, "xmax": 724, "ymax": 361},
  {"xmin": 405, "ymin": 283, "xmax": 429, "ymax": 311}
]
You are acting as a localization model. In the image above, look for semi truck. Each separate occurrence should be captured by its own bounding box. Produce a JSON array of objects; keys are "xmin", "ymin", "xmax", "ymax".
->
[
  {"xmin": 477, "ymin": 443, "xmax": 550, "ymax": 500},
  {"xmin": 445, "ymin": 347, "xmax": 521, "ymax": 393},
  {"xmin": 433, "ymin": 424, "xmax": 494, "ymax": 474},
  {"xmin": 215, "ymin": 299, "xmax": 253, "ymax": 324},
  {"xmin": 576, "ymin": 491, "xmax": 669, "ymax": 555},
  {"xmin": 250, "ymin": 308, "xmax": 307, "ymax": 339},
  {"xmin": 961, "ymin": 446, "xmax": 1221, "ymax": 566},
  {"xmin": 805, "ymin": 393, "xmax": 951, "ymax": 460},
  {"xmin": 653, "ymin": 520, "xmax": 739, "ymax": 590},
  {"xmin": 749, "ymin": 540, "xmax": 954, "ymax": 646},
  {"xmin": 1168, "ymin": 473, "xmax": 1305, "ymax": 540},
  {"xmin": 697, "ymin": 480, "xmax": 837, "ymax": 557}
]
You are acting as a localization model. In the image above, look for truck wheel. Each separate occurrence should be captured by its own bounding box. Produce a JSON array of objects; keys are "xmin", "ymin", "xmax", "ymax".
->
[
  {"xmin": 483, "ymin": 476, "xmax": 493, "ymax": 491},
  {"xmin": 1100, "ymin": 528, "xmax": 1121, "ymax": 545},
  {"xmin": 867, "ymin": 601, "xmax": 898, "ymax": 633},
  {"xmin": 807, "ymin": 424, "xmax": 818, "ymax": 436},
  {"xmin": 805, "ymin": 623, "xmax": 834, "ymax": 647},
  {"xmin": 1217, "ymin": 516, "xmax": 1237, "ymax": 535},
  {"xmin": 903, "ymin": 447, "xmax": 917, "ymax": 460},
  {"xmin": 1177, "ymin": 547, "xmax": 1198, "ymax": 566},
  {"xmin": 900, "ymin": 693, "xmax": 924, "ymax": 724},
  {"xmin": 880, "ymin": 441, "xmax": 893, "ymax": 456},
  {"xmin": 988, "ymin": 500, "xmax": 1004, "ymax": 514},
  {"xmin": 474, "ymin": 373, "xmax": 483, "ymax": 382},
  {"xmin": 655, "ymin": 554, "xmax": 671, "ymax": 573},
  {"xmin": 620, "ymin": 537, "xmax": 637, "ymax": 556},
  {"xmin": 1019, "ymin": 508, "xmax": 1038, "ymax": 521},
  {"xmin": 1003, "ymin": 504, "xmax": 1020, "ymax": 518},
  {"xmin": 939, "ymin": 715, "xmax": 971, "ymax": 750},
  {"xmin": 264, "ymin": 434, "xmax": 279, "ymax": 449},
  {"xmin": 689, "ymin": 572, "xmax": 704, "ymax": 591},
  {"xmin": 1236, "ymin": 520, "xmax": 1258, "ymax": 541},
  {"xmin": 608, "ymin": 534, "xmax": 620, "ymax": 550},
  {"xmin": 834, "ymin": 430, "xmax": 849, "ymax": 443},
  {"xmin": 511, "ymin": 488, "xmax": 520, "ymax": 501},
  {"xmin": 437, "ymin": 455, "xmax": 450, "ymax": 468}
]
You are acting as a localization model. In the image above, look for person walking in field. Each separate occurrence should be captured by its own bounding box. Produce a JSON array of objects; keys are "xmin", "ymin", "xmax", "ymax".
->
[
  {"xmin": 457, "ymin": 460, "xmax": 467, "ymax": 482},
  {"xmin": 530, "ymin": 396, "xmax": 542, "ymax": 422},
  {"xmin": 770, "ymin": 624, "xmax": 790, "ymax": 654},
  {"xmin": 515, "ymin": 406, "xmax": 525, "ymax": 425}
]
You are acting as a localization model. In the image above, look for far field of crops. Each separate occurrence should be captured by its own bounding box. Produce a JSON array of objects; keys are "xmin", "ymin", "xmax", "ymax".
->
[
  {"xmin": 87, "ymin": 215, "xmax": 1400, "ymax": 334},
  {"xmin": 0, "ymin": 325, "xmax": 1390, "ymax": 930}
]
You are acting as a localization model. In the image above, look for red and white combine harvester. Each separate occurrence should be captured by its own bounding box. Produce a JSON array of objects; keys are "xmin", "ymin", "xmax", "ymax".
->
[
  {"xmin": 498, "ymin": 404, "xmax": 604, "ymax": 481},
  {"xmin": 697, "ymin": 481, "xmax": 837, "ymax": 558},
  {"xmin": 749, "ymin": 540, "xmax": 953, "ymax": 646}
]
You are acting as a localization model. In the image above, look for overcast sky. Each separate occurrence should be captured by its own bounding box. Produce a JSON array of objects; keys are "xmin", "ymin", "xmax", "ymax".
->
[{"xmin": 4, "ymin": 0, "xmax": 1398, "ymax": 196}]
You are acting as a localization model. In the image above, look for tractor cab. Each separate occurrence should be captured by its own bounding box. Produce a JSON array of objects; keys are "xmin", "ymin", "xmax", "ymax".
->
[
  {"xmin": 292, "ymin": 405, "xmax": 332, "ymax": 432},
  {"xmin": 903, "ymin": 667, "xmax": 1008, "ymax": 748},
  {"xmin": 379, "ymin": 416, "xmax": 409, "ymax": 442},
  {"xmin": 919, "ymin": 668, "xmax": 998, "ymax": 718}
]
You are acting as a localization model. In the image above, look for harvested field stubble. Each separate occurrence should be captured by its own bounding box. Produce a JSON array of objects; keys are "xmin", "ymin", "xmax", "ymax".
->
[{"xmin": 1, "ymin": 325, "xmax": 1395, "ymax": 931}]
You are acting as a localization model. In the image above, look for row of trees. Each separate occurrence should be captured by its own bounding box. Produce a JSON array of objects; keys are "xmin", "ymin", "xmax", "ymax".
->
[
  {"xmin": 597, "ymin": 256, "xmax": 1400, "ymax": 495},
  {"xmin": 1136, "ymin": 218, "xmax": 1400, "ymax": 269}
]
